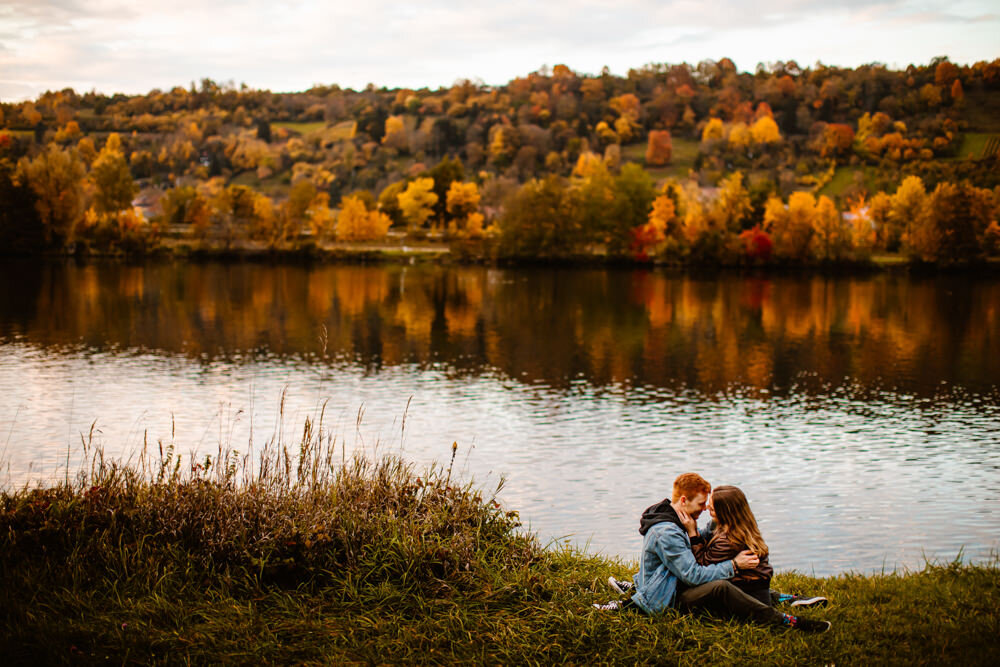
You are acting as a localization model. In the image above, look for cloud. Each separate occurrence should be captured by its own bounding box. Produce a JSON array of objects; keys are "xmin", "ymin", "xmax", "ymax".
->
[{"xmin": 1, "ymin": 0, "xmax": 997, "ymax": 101}]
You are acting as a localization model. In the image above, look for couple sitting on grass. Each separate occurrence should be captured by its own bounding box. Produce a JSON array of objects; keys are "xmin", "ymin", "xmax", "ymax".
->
[{"xmin": 595, "ymin": 472, "xmax": 832, "ymax": 633}]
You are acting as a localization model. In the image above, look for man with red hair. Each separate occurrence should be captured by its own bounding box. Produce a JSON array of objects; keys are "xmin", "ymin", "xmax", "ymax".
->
[{"xmin": 594, "ymin": 472, "xmax": 830, "ymax": 632}]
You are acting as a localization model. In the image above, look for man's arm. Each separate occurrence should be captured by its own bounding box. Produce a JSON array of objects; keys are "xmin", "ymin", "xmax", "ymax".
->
[{"xmin": 653, "ymin": 523, "xmax": 735, "ymax": 587}]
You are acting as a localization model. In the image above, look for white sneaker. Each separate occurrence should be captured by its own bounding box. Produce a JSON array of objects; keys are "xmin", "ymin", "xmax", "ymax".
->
[
  {"xmin": 608, "ymin": 576, "xmax": 634, "ymax": 595},
  {"xmin": 790, "ymin": 596, "xmax": 829, "ymax": 608},
  {"xmin": 592, "ymin": 600, "xmax": 622, "ymax": 611}
]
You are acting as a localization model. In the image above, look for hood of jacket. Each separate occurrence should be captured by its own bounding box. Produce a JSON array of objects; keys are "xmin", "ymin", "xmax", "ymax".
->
[{"xmin": 638, "ymin": 498, "xmax": 683, "ymax": 535}]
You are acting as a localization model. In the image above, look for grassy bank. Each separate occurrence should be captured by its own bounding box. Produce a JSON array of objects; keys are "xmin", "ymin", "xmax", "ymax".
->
[{"xmin": 2, "ymin": 441, "xmax": 998, "ymax": 665}]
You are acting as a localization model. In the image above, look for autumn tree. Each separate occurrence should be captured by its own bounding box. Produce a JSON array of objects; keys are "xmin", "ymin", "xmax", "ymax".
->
[
  {"xmin": 336, "ymin": 194, "xmax": 392, "ymax": 241},
  {"xmin": 810, "ymin": 195, "xmax": 847, "ymax": 260},
  {"xmin": 750, "ymin": 115, "xmax": 781, "ymax": 145},
  {"xmin": 847, "ymin": 196, "xmax": 876, "ymax": 257},
  {"xmin": 445, "ymin": 180, "xmax": 482, "ymax": 233},
  {"xmin": 891, "ymin": 175, "xmax": 927, "ymax": 252},
  {"xmin": 306, "ymin": 193, "xmax": 336, "ymax": 238},
  {"xmin": 632, "ymin": 188, "xmax": 677, "ymax": 259},
  {"xmin": 92, "ymin": 133, "xmax": 137, "ymax": 215},
  {"xmin": 764, "ymin": 192, "xmax": 816, "ymax": 260},
  {"xmin": 397, "ymin": 177, "xmax": 438, "ymax": 230},
  {"xmin": 377, "ymin": 181, "xmax": 408, "ymax": 226},
  {"xmin": 711, "ymin": 171, "xmax": 752, "ymax": 233},
  {"xmin": 210, "ymin": 184, "xmax": 273, "ymax": 246},
  {"xmin": 728, "ymin": 123, "xmax": 751, "ymax": 151},
  {"xmin": 498, "ymin": 175, "xmax": 578, "ymax": 257},
  {"xmin": 283, "ymin": 179, "xmax": 318, "ymax": 237},
  {"xmin": 816, "ymin": 123, "xmax": 855, "ymax": 158},
  {"xmin": 161, "ymin": 186, "xmax": 211, "ymax": 237},
  {"xmin": 701, "ymin": 117, "xmax": 725, "ymax": 143},
  {"xmin": 382, "ymin": 115, "xmax": 408, "ymax": 152},
  {"xmin": 488, "ymin": 125, "xmax": 520, "ymax": 167},
  {"xmin": 569, "ymin": 151, "xmax": 615, "ymax": 246},
  {"xmin": 607, "ymin": 163, "xmax": 655, "ymax": 254},
  {"xmin": 15, "ymin": 143, "xmax": 87, "ymax": 245},
  {"xmin": 867, "ymin": 191, "xmax": 893, "ymax": 250},
  {"xmin": 428, "ymin": 156, "xmax": 465, "ymax": 222},
  {"xmin": 645, "ymin": 130, "xmax": 672, "ymax": 166},
  {"xmin": 909, "ymin": 181, "xmax": 993, "ymax": 263}
]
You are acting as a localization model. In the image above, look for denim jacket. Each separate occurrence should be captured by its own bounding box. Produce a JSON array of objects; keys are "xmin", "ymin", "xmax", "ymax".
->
[{"xmin": 629, "ymin": 521, "xmax": 735, "ymax": 614}]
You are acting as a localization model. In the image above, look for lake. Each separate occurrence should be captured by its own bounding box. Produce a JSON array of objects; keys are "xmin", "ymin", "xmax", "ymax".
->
[{"xmin": 1, "ymin": 259, "xmax": 998, "ymax": 575}]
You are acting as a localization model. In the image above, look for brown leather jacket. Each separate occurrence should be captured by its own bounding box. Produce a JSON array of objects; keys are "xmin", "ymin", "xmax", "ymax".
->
[{"xmin": 692, "ymin": 529, "xmax": 773, "ymax": 586}]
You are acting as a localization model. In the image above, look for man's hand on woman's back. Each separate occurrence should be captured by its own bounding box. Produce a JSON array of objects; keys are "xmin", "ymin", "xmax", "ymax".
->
[{"xmin": 734, "ymin": 550, "xmax": 760, "ymax": 571}]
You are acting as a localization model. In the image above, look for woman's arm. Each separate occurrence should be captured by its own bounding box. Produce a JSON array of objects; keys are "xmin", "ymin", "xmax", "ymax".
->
[{"xmin": 695, "ymin": 531, "xmax": 741, "ymax": 567}]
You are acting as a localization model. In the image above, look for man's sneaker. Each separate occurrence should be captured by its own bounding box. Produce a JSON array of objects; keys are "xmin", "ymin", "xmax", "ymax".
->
[
  {"xmin": 790, "ymin": 596, "xmax": 829, "ymax": 608},
  {"xmin": 592, "ymin": 600, "xmax": 622, "ymax": 611},
  {"xmin": 793, "ymin": 617, "xmax": 832, "ymax": 633},
  {"xmin": 608, "ymin": 576, "xmax": 633, "ymax": 595}
]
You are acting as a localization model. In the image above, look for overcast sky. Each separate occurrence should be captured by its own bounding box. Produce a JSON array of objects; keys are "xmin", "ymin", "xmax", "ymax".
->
[{"xmin": 1, "ymin": 0, "xmax": 997, "ymax": 102}]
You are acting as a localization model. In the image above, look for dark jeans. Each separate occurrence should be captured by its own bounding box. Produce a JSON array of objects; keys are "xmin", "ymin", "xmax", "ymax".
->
[{"xmin": 677, "ymin": 580, "xmax": 784, "ymax": 625}]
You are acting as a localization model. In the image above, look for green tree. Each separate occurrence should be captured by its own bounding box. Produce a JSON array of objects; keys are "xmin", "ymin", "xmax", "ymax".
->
[
  {"xmin": 499, "ymin": 176, "xmax": 578, "ymax": 257},
  {"xmin": 607, "ymin": 163, "xmax": 654, "ymax": 255}
]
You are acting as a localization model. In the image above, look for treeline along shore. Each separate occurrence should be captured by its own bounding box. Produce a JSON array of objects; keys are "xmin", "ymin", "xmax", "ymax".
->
[
  {"xmin": 1, "ymin": 57, "xmax": 999, "ymax": 268},
  {"xmin": 1, "ymin": 439, "xmax": 998, "ymax": 664}
]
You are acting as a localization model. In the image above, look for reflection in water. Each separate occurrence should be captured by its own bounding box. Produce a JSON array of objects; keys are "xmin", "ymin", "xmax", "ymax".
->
[
  {"xmin": 0, "ymin": 260, "xmax": 998, "ymax": 575},
  {"xmin": 2, "ymin": 261, "xmax": 998, "ymax": 396}
]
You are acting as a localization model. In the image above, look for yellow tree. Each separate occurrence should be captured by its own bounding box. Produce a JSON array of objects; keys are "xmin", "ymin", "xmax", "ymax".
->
[
  {"xmin": 445, "ymin": 181, "xmax": 481, "ymax": 233},
  {"xmin": 382, "ymin": 115, "xmax": 408, "ymax": 151},
  {"xmin": 847, "ymin": 195, "xmax": 876, "ymax": 257},
  {"xmin": 15, "ymin": 143, "xmax": 87, "ymax": 245},
  {"xmin": 701, "ymin": 117, "xmax": 725, "ymax": 142},
  {"xmin": 397, "ymin": 177, "xmax": 438, "ymax": 229},
  {"xmin": 727, "ymin": 122, "xmax": 751, "ymax": 151},
  {"xmin": 251, "ymin": 193, "xmax": 277, "ymax": 243},
  {"xmin": 750, "ymin": 115, "xmax": 781, "ymax": 144},
  {"xmin": 811, "ymin": 195, "xmax": 846, "ymax": 260},
  {"xmin": 891, "ymin": 175, "xmax": 927, "ymax": 251},
  {"xmin": 336, "ymin": 194, "xmax": 392, "ymax": 241},
  {"xmin": 92, "ymin": 133, "xmax": 137, "ymax": 215},
  {"xmin": 306, "ymin": 193, "xmax": 336, "ymax": 238},
  {"xmin": 711, "ymin": 171, "xmax": 752, "ymax": 233},
  {"xmin": 649, "ymin": 191, "xmax": 677, "ymax": 237},
  {"xmin": 283, "ymin": 179, "xmax": 318, "ymax": 237},
  {"xmin": 764, "ymin": 192, "xmax": 816, "ymax": 260},
  {"xmin": 488, "ymin": 125, "xmax": 519, "ymax": 167},
  {"xmin": 76, "ymin": 137, "xmax": 97, "ymax": 166},
  {"xmin": 635, "ymin": 189, "xmax": 678, "ymax": 250}
]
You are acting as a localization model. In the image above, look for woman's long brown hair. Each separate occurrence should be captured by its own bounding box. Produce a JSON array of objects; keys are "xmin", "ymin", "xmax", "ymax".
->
[{"xmin": 710, "ymin": 485, "xmax": 769, "ymax": 558}]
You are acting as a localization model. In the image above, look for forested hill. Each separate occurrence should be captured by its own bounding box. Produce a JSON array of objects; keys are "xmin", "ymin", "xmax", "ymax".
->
[{"xmin": 2, "ymin": 57, "xmax": 999, "ymax": 263}]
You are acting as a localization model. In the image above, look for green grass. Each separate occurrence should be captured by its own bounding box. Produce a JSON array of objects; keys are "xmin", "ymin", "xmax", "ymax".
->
[
  {"xmin": 2, "ymin": 432, "xmax": 999, "ymax": 664},
  {"xmin": 955, "ymin": 132, "xmax": 999, "ymax": 160},
  {"xmin": 229, "ymin": 168, "xmax": 292, "ymax": 197},
  {"xmin": 323, "ymin": 120, "xmax": 357, "ymax": 142},
  {"xmin": 621, "ymin": 137, "xmax": 700, "ymax": 182}
]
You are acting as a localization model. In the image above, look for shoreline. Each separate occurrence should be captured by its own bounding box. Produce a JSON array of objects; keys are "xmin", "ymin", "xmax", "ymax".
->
[
  {"xmin": 2, "ymin": 449, "xmax": 998, "ymax": 664},
  {"xmin": 4, "ymin": 238, "xmax": 1000, "ymax": 276}
]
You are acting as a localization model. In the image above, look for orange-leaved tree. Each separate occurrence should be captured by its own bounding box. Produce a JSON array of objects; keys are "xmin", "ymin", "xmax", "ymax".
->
[{"xmin": 645, "ymin": 130, "xmax": 672, "ymax": 166}]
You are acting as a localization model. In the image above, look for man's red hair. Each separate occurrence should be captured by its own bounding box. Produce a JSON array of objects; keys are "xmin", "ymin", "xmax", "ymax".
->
[{"xmin": 671, "ymin": 472, "xmax": 711, "ymax": 502}]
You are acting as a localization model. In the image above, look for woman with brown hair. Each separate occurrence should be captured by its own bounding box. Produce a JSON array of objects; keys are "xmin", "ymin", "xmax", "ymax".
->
[{"xmin": 694, "ymin": 485, "xmax": 775, "ymax": 605}]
